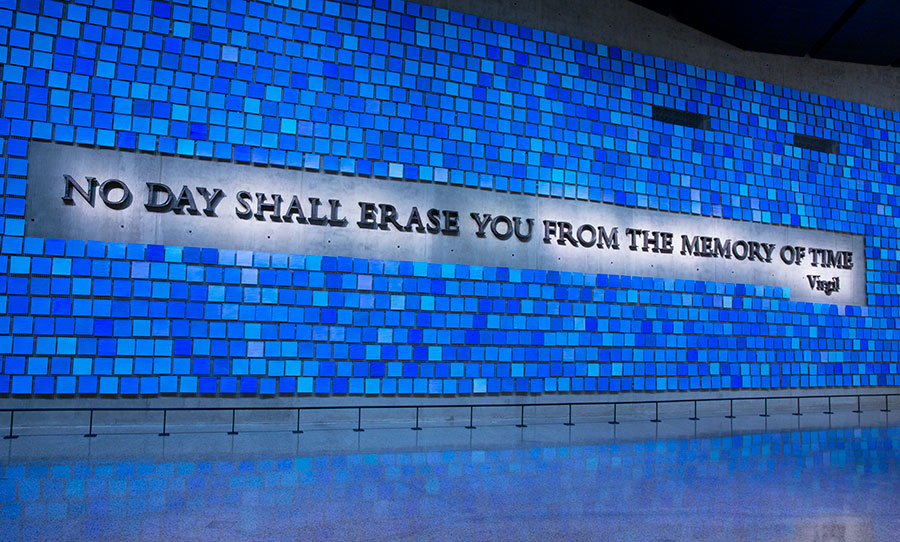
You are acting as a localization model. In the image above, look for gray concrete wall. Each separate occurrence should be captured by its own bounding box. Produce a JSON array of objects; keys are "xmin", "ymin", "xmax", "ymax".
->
[
  {"xmin": 415, "ymin": 0, "xmax": 900, "ymax": 113},
  {"xmin": 29, "ymin": 143, "xmax": 868, "ymax": 306},
  {"xmin": 2, "ymin": 388, "xmax": 896, "ymax": 433}
]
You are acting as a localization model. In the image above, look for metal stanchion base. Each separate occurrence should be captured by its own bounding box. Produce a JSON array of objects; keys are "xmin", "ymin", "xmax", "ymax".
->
[{"xmin": 3, "ymin": 435, "xmax": 18, "ymax": 440}]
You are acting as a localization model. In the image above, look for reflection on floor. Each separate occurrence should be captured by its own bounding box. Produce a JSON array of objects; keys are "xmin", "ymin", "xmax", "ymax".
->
[{"xmin": 1, "ymin": 410, "xmax": 898, "ymax": 541}]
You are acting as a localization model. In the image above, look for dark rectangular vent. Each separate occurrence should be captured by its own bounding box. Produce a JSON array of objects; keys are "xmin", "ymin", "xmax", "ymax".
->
[
  {"xmin": 651, "ymin": 106, "xmax": 709, "ymax": 130},
  {"xmin": 792, "ymin": 134, "xmax": 838, "ymax": 154}
]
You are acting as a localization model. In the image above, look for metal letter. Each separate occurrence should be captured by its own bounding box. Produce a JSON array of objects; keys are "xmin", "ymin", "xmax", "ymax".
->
[
  {"xmin": 62, "ymin": 175, "xmax": 98, "ymax": 207},
  {"xmin": 98, "ymin": 179, "xmax": 132, "ymax": 210},
  {"xmin": 145, "ymin": 182, "xmax": 175, "ymax": 213}
]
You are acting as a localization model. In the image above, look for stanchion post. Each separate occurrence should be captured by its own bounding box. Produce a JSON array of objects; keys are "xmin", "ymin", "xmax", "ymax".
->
[
  {"xmin": 465, "ymin": 405, "xmax": 476, "ymax": 429},
  {"xmin": 792, "ymin": 397, "xmax": 802, "ymax": 417},
  {"xmin": 853, "ymin": 395, "xmax": 863, "ymax": 414},
  {"xmin": 516, "ymin": 405, "xmax": 527, "ymax": 428},
  {"xmin": 725, "ymin": 398, "xmax": 736, "ymax": 419},
  {"xmin": 158, "ymin": 409, "xmax": 170, "ymax": 436},
  {"xmin": 563, "ymin": 403, "xmax": 574, "ymax": 426},
  {"xmin": 608, "ymin": 403, "xmax": 620, "ymax": 425},
  {"xmin": 293, "ymin": 408, "xmax": 303, "ymax": 434},
  {"xmin": 650, "ymin": 402, "xmax": 661, "ymax": 423},
  {"xmin": 882, "ymin": 395, "xmax": 891, "ymax": 413},
  {"xmin": 760, "ymin": 398, "xmax": 770, "ymax": 418},
  {"xmin": 227, "ymin": 409, "xmax": 238, "ymax": 435},
  {"xmin": 689, "ymin": 400, "xmax": 699, "ymax": 421},
  {"xmin": 353, "ymin": 407, "xmax": 365, "ymax": 432},
  {"xmin": 411, "ymin": 407, "xmax": 422, "ymax": 431},
  {"xmin": 823, "ymin": 396, "xmax": 833, "ymax": 415},
  {"xmin": 4, "ymin": 411, "xmax": 18, "ymax": 440},
  {"xmin": 84, "ymin": 409, "xmax": 97, "ymax": 438}
]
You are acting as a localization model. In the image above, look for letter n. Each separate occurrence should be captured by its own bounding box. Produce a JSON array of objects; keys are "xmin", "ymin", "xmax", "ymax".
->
[{"xmin": 62, "ymin": 175, "xmax": 99, "ymax": 206}]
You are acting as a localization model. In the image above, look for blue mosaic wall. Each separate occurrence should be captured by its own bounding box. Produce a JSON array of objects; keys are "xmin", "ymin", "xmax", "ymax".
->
[{"xmin": 0, "ymin": 0, "xmax": 898, "ymax": 397}]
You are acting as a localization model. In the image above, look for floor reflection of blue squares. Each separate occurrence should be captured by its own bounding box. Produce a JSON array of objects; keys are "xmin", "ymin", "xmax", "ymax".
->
[{"xmin": 1, "ymin": 420, "xmax": 899, "ymax": 540}]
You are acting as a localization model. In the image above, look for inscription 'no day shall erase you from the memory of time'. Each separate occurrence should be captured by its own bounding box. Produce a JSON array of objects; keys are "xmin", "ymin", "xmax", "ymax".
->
[{"xmin": 25, "ymin": 143, "xmax": 867, "ymax": 305}]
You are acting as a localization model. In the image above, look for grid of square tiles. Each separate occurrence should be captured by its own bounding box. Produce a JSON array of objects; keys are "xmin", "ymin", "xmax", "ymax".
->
[
  {"xmin": 0, "ymin": 0, "xmax": 898, "ymax": 396},
  {"xmin": 2, "ymin": 0, "xmax": 897, "ymax": 228},
  {"xmin": 0, "ymin": 242, "xmax": 894, "ymax": 395}
]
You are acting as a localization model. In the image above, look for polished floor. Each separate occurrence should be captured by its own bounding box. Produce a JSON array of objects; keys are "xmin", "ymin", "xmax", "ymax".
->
[{"xmin": 1, "ymin": 408, "xmax": 898, "ymax": 541}]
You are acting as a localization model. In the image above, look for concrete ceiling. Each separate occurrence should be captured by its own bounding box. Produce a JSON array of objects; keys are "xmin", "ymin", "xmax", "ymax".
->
[{"xmin": 629, "ymin": 0, "xmax": 900, "ymax": 66}]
